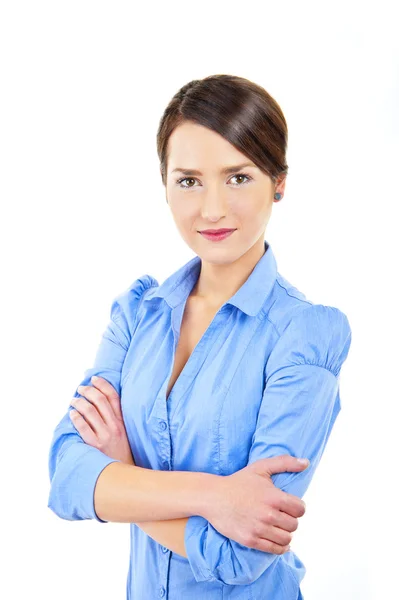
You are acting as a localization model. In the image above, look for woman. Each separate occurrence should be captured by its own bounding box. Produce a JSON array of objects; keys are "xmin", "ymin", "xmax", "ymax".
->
[{"xmin": 47, "ymin": 74, "xmax": 352, "ymax": 599}]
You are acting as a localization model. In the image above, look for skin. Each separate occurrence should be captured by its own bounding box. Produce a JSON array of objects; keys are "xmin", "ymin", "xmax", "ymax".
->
[
  {"xmin": 70, "ymin": 377, "xmax": 307, "ymax": 558},
  {"xmin": 69, "ymin": 122, "xmax": 307, "ymax": 557},
  {"xmin": 164, "ymin": 120, "xmax": 286, "ymax": 309}
]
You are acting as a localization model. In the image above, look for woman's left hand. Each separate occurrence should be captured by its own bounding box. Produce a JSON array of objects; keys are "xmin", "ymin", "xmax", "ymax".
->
[{"xmin": 69, "ymin": 375, "xmax": 135, "ymax": 466}]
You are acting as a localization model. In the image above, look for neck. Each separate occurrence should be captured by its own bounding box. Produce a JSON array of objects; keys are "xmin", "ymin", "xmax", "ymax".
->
[{"xmin": 190, "ymin": 237, "xmax": 266, "ymax": 308}]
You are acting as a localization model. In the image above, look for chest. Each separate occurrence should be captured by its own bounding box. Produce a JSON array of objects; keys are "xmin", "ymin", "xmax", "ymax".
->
[
  {"xmin": 120, "ymin": 299, "xmax": 271, "ymax": 475},
  {"xmin": 165, "ymin": 300, "xmax": 219, "ymax": 401}
]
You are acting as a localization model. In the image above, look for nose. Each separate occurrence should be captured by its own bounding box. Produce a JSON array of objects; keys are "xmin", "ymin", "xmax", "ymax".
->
[{"xmin": 200, "ymin": 187, "xmax": 228, "ymax": 221}]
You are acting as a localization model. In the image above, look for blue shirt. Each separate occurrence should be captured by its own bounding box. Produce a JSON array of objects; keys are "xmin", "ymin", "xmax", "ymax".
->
[{"xmin": 47, "ymin": 240, "xmax": 352, "ymax": 600}]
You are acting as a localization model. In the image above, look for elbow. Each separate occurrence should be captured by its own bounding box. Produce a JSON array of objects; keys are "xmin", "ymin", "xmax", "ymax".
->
[
  {"xmin": 47, "ymin": 435, "xmax": 120, "ymax": 522},
  {"xmin": 47, "ymin": 431, "xmax": 88, "ymax": 521},
  {"xmin": 190, "ymin": 540, "xmax": 273, "ymax": 586},
  {"xmin": 47, "ymin": 491, "xmax": 81, "ymax": 522},
  {"xmin": 211, "ymin": 546, "xmax": 270, "ymax": 585},
  {"xmin": 47, "ymin": 436, "xmax": 107, "ymax": 522},
  {"xmin": 185, "ymin": 516, "xmax": 275, "ymax": 586},
  {"xmin": 47, "ymin": 473, "xmax": 89, "ymax": 522}
]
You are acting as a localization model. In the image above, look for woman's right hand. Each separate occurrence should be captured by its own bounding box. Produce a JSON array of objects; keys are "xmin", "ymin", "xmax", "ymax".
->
[{"xmin": 206, "ymin": 455, "xmax": 309, "ymax": 554}]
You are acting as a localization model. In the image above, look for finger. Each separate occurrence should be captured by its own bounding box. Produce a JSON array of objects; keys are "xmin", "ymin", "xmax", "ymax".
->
[
  {"xmin": 277, "ymin": 491, "xmax": 306, "ymax": 519},
  {"xmin": 69, "ymin": 409, "xmax": 98, "ymax": 447},
  {"xmin": 260, "ymin": 505, "xmax": 298, "ymax": 534},
  {"xmin": 258, "ymin": 455, "xmax": 309, "ymax": 475},
  {"xmin": 259, "ymin": 523, "xmax": 293, "ymax": 547},
  {"xmin": 90, "ymin": 375, "xmax": 123, "ymax": 420},
  {"xmin": 250, "ymin": 537, "xmax": 291, "ymax": 555},
  {"xmin": 272, "ymin": 510, "xmax": 299, "ymax": 534},
  {"xmin": 71, "ymin": 395, "xmax": 108, "ymax": 436},
  {"xmin": 76, "ymin": 384, "xmax": 117, "ymax": 426}
]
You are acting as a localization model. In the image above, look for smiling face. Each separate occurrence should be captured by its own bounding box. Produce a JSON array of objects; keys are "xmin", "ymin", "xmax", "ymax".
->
[{"xmin": 163, "ymin": 121, "xmax": 285, "ymax": 265}]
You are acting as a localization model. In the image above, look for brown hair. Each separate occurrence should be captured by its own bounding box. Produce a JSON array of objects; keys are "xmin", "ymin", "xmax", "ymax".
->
[{"xmin": 156, "ymin": 74, "xmax": 289, "ymax": 188}]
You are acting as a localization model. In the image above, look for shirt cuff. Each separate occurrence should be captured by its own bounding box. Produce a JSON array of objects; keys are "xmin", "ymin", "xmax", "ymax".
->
[
  {"xmin": 184, "ymin": 515, "xmax": 217, "ymax": 583},
  {"xmin": 48, "ymin": 442, "xmax": 121, "ymax": 522}
]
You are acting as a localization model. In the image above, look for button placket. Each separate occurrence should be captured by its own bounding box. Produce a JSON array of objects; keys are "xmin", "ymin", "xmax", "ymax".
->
[
  {"xmin": 168, "ymin": 307, "xmax": 231, "ymax": 423},
  {"xmin": 157, "ymin": 418, "xmax": 171, "ymax": 469},
  {"xmin": 158, "ymin": 537, "xmax": 170, "ymax": 597}
]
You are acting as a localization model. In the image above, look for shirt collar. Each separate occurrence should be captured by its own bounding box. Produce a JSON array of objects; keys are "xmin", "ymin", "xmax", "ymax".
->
[{"xmin": 144, "ymin": 239, "xmax": 277, "ymax": 317}]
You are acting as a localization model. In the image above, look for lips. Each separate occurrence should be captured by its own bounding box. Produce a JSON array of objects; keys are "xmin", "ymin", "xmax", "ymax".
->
[
  {"xmin": 199, "ymin": 229, "xmax": 236, "ymax": 234},
  {"xmin": 199, "ymin": 229, "xmax": 236, "ymax": 242}
]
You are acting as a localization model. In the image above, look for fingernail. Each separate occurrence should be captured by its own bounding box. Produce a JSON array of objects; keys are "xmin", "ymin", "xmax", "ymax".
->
[
  {"xmin": 91, "ymin": 376, "xmax": 99, "ymax": 382},
  {"xmin": 297, "ymin": 458, "xmax": 309, "ymax": 465}
]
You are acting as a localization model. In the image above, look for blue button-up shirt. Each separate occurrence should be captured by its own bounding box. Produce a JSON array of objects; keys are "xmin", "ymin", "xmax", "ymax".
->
[{"xmin": 47, "ymin": 240, "xmax": 352, "ymax": 599}]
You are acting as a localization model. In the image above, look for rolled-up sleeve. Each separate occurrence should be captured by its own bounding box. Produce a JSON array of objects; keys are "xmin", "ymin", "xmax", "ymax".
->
[
  {"xmin": 47, "ymin": 275, "xmax": 155, "ymax": 522},
  {"xmin": 184, "ymin": 304, "xmax": 352, "ymax": 585}
]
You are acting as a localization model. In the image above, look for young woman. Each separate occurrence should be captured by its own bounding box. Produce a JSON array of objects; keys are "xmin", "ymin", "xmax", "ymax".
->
[{"xmin": 48, "ymin": 74, "xmax": 352, "ymax": 599}]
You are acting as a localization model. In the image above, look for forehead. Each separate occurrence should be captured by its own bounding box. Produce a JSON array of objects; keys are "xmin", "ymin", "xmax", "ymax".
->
[{"xmin": 167, "ymin": 121, "xmax": 251, "ymax": 170}]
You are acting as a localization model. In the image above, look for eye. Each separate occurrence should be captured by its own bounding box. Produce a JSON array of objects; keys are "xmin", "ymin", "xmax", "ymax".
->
[
  {"xmin": 176, "ymin": 173, "xmax": 253, "ymax": 190},
  {"xmin": 177, "ymin": 177, "xmax": 197, "ymax": 189},
  {"xmin": 230, "ymin": 173, "xmax": 252, "ymax": 187}
]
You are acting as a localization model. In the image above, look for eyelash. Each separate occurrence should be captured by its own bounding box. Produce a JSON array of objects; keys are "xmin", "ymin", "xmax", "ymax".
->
[{"xmin": 176, "ymin": 173, "xmax": 253, "ymax": 190}]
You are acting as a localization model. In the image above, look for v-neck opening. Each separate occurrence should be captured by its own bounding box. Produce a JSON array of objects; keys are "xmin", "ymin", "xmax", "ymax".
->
[{"xmin": 165, "ymin": 298, "xmax": 229, "ymax": 403}]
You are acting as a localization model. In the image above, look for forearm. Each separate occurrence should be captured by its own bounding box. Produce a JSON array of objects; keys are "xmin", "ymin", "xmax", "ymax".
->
[
  {"xmin": 117, "ymin": 457, "xmax": 194, "ymax": 557},
  {"xmin": 136, "ymin": 517, "xmax": 190, "ymax": 558},
  {"xmin": 94, "ymin": 461, "xmax": 220, "ymax": 524}
]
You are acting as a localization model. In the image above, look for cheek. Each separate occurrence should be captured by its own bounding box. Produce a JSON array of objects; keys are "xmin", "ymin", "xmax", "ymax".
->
[
  {"xmin": 170, "ymin": 212, "xmax": 199, "ymax": 243},
  {"xmin": 170, "ymin": 199, "xmax": 200, "ymax": 228},
  {"xmin": 235, "ymin": 196, "xmax": 271, "ymax": 225},
  {"xmin": 172, "ymin": 209, "xmax": 197, "ymax": 232}
]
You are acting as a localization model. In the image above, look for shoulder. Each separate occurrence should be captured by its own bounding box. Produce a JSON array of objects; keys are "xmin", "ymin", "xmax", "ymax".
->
[
  {"xmin": 266, "ymin": 302, "xmax": 352, "ymax": 379},
  {"xmin": 109, "ymin": 274, "xmax": 159, "ymax": 337},
  {"xmin": 264, "ymin": 271, "xmax": 352, "ymax": 378},
  {"xmin": 263, "ymin": 271, "xmax": 312, "ymax": 332}
]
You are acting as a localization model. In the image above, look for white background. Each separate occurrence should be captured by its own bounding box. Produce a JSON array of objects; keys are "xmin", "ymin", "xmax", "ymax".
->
[{"xmin": 1, "ymin": 1, "xmax": 398, "ymax": 598}]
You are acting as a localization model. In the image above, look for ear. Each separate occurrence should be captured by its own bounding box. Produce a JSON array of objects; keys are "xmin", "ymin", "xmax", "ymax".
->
[{"xmin": 275, "ymin": 174, "xmax": 287, "ymax": 196}]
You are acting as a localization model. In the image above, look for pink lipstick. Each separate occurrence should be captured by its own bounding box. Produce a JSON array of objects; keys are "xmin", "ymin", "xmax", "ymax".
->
[{"xmin": 199, "ymin": 228, "xmax": 236, "ymax": 242}]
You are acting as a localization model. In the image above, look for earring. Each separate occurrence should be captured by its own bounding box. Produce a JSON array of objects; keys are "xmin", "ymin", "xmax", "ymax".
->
[{"xmin": 274, "ymin": 192, "xmax": 282, "ymax": 201}]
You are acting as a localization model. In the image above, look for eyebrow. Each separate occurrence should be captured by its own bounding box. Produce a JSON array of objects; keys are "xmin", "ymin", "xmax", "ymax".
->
[{"xmin": 171, "ymin": 162, "xmax": 257, "ymax": 176}]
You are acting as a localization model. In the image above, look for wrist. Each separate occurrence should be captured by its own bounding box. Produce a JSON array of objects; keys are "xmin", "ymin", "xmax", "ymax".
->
[{"xmin": 194, "ymin": 472, "xmax": 224, "ymax": 521}]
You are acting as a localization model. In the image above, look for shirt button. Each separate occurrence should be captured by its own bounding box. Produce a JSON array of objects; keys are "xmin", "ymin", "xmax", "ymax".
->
[
  {"xmin": 159, "ymin": 586, "xmax": 165, "ymax": 597},
  {"xmin": 162, "ymin": 546, "xmax": 168, "ymax": 553},
  {"xmin": 159, "ymin": 420, "xmax": 167, "ymax": 431},
  {"xmin": 163, "ymin": 460, "xmax": 169, "ymax": 469}
]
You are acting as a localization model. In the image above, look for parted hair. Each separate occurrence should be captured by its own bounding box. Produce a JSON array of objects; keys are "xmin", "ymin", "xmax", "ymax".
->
[{"xmin": 156, "ymin": 74, "xmax": 289, "ymax": 187}]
